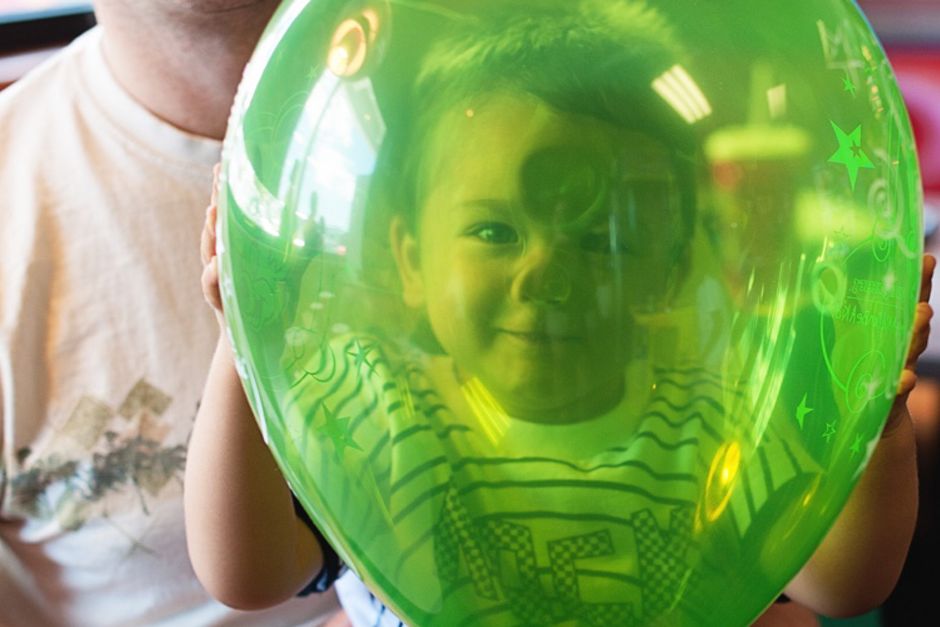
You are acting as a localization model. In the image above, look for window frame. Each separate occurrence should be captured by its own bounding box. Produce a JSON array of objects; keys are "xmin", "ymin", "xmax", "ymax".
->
[{"xmin": 0, "ymin": 4, "xmax": 95, "ymax": 54}]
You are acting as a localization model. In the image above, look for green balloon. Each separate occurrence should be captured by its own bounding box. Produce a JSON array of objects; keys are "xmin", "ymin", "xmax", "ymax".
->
[{"xmin": 218, "ymin": 0, "xmax": 922, "ymax": 624}]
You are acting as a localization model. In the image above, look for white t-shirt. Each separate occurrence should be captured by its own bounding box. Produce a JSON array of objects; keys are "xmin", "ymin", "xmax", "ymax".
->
[{"xmin": 0, "ymin": 28, "xmax": 338, "ymax": 626}]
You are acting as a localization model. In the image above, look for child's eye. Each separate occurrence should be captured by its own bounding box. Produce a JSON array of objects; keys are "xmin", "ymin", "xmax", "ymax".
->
[{"xmin": 466, "ymin": 222, "xmax": 519, "ymax": 244}]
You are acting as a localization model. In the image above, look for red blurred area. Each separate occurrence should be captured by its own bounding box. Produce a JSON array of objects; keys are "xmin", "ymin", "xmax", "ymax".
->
[{"xmin": 889, "ymin": 49, "xmax": 940, "ymax": 197}]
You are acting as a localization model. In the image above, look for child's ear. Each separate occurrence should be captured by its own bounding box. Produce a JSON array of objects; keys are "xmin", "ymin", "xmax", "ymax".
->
[{"xmin": 390, "ymin": 215, "xmax": 425, "ymax": 308}]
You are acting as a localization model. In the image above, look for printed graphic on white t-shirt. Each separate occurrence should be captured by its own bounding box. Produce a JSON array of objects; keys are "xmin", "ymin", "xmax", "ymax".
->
[{"xmin": 9, "ymin": 379, "xmax": 186, "ymax": 534}]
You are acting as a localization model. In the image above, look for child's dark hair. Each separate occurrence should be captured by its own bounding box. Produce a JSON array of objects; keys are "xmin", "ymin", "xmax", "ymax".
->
[{"xmin": 370, "ymin": 0, "xmax": 699, "ymax": 248}]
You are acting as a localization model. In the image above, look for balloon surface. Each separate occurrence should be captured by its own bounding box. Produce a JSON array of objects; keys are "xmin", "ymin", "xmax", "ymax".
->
[{"xmin": 218, "ymin": 0, "xmax": 923, "ymax": 624}]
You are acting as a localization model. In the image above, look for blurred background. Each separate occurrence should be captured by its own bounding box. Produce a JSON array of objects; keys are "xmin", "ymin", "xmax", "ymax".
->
[
  {"xmin": 0, "ymin": 0, "xmax": 937, "ymax": 624},
  {"xmin": 855, "ymin": 2, "xmax": 940, "ymax": 626}
]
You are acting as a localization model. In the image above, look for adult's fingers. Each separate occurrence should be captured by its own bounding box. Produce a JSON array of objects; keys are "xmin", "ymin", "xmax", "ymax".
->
[
  {"xmin": 920, "ymin": 254, "xmax": 935, "ymax": 303},
  {"xmin": 200, "ymin": 203, "xmax": 217, "ymax": 266},
  {"xmin": 210, "ymin": 162, "xmax": 221, "ymax": 206},
  {"xmin": 201, "ymin": 256, "xmax": 223, "ymax": 312}
]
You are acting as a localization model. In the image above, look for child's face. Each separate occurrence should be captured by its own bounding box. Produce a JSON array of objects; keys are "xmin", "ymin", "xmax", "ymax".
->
[{"xmin": 394, "ymin": 91, "xmax": 684, "ymax": 421}]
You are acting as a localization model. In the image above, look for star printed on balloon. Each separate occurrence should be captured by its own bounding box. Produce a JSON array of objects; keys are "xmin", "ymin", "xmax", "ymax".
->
[
  {"xmin": 347, "ymin": 339, "xmax": 378, "ymax": 375},
  {"xmin": 319, "ymin": 405, "xmax": 362, "ymax": 460},
  {"xmin": 828, "ymin": 121, "xmax": 875, "ymax": 190},
  {"xmin": 842, "ymin": 73, "xmax": 856, "ymax": 97},
  {"xmin": 849, "ymin": 433, "xmax": 864, "ymax": 455},
  {"xmin": 795, "ymin": 394, "xmax": 813, "ymax": 430}
]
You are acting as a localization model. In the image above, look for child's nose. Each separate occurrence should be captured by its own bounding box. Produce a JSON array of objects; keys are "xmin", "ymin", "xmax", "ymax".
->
[{"xmin": 510, "ymin": 242, "xmax": 574, "ymax": 306}]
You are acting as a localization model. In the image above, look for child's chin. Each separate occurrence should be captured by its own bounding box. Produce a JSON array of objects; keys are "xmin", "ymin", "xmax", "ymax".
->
[{"xmin": 493, "ymin": 383, "xmax": 619, "ymax": 424}]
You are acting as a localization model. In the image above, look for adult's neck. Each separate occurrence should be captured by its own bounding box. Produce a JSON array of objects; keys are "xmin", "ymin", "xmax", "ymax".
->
[{"xmin": 94, "ymin": 1, "xmax": 280, "ymax": 140}]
